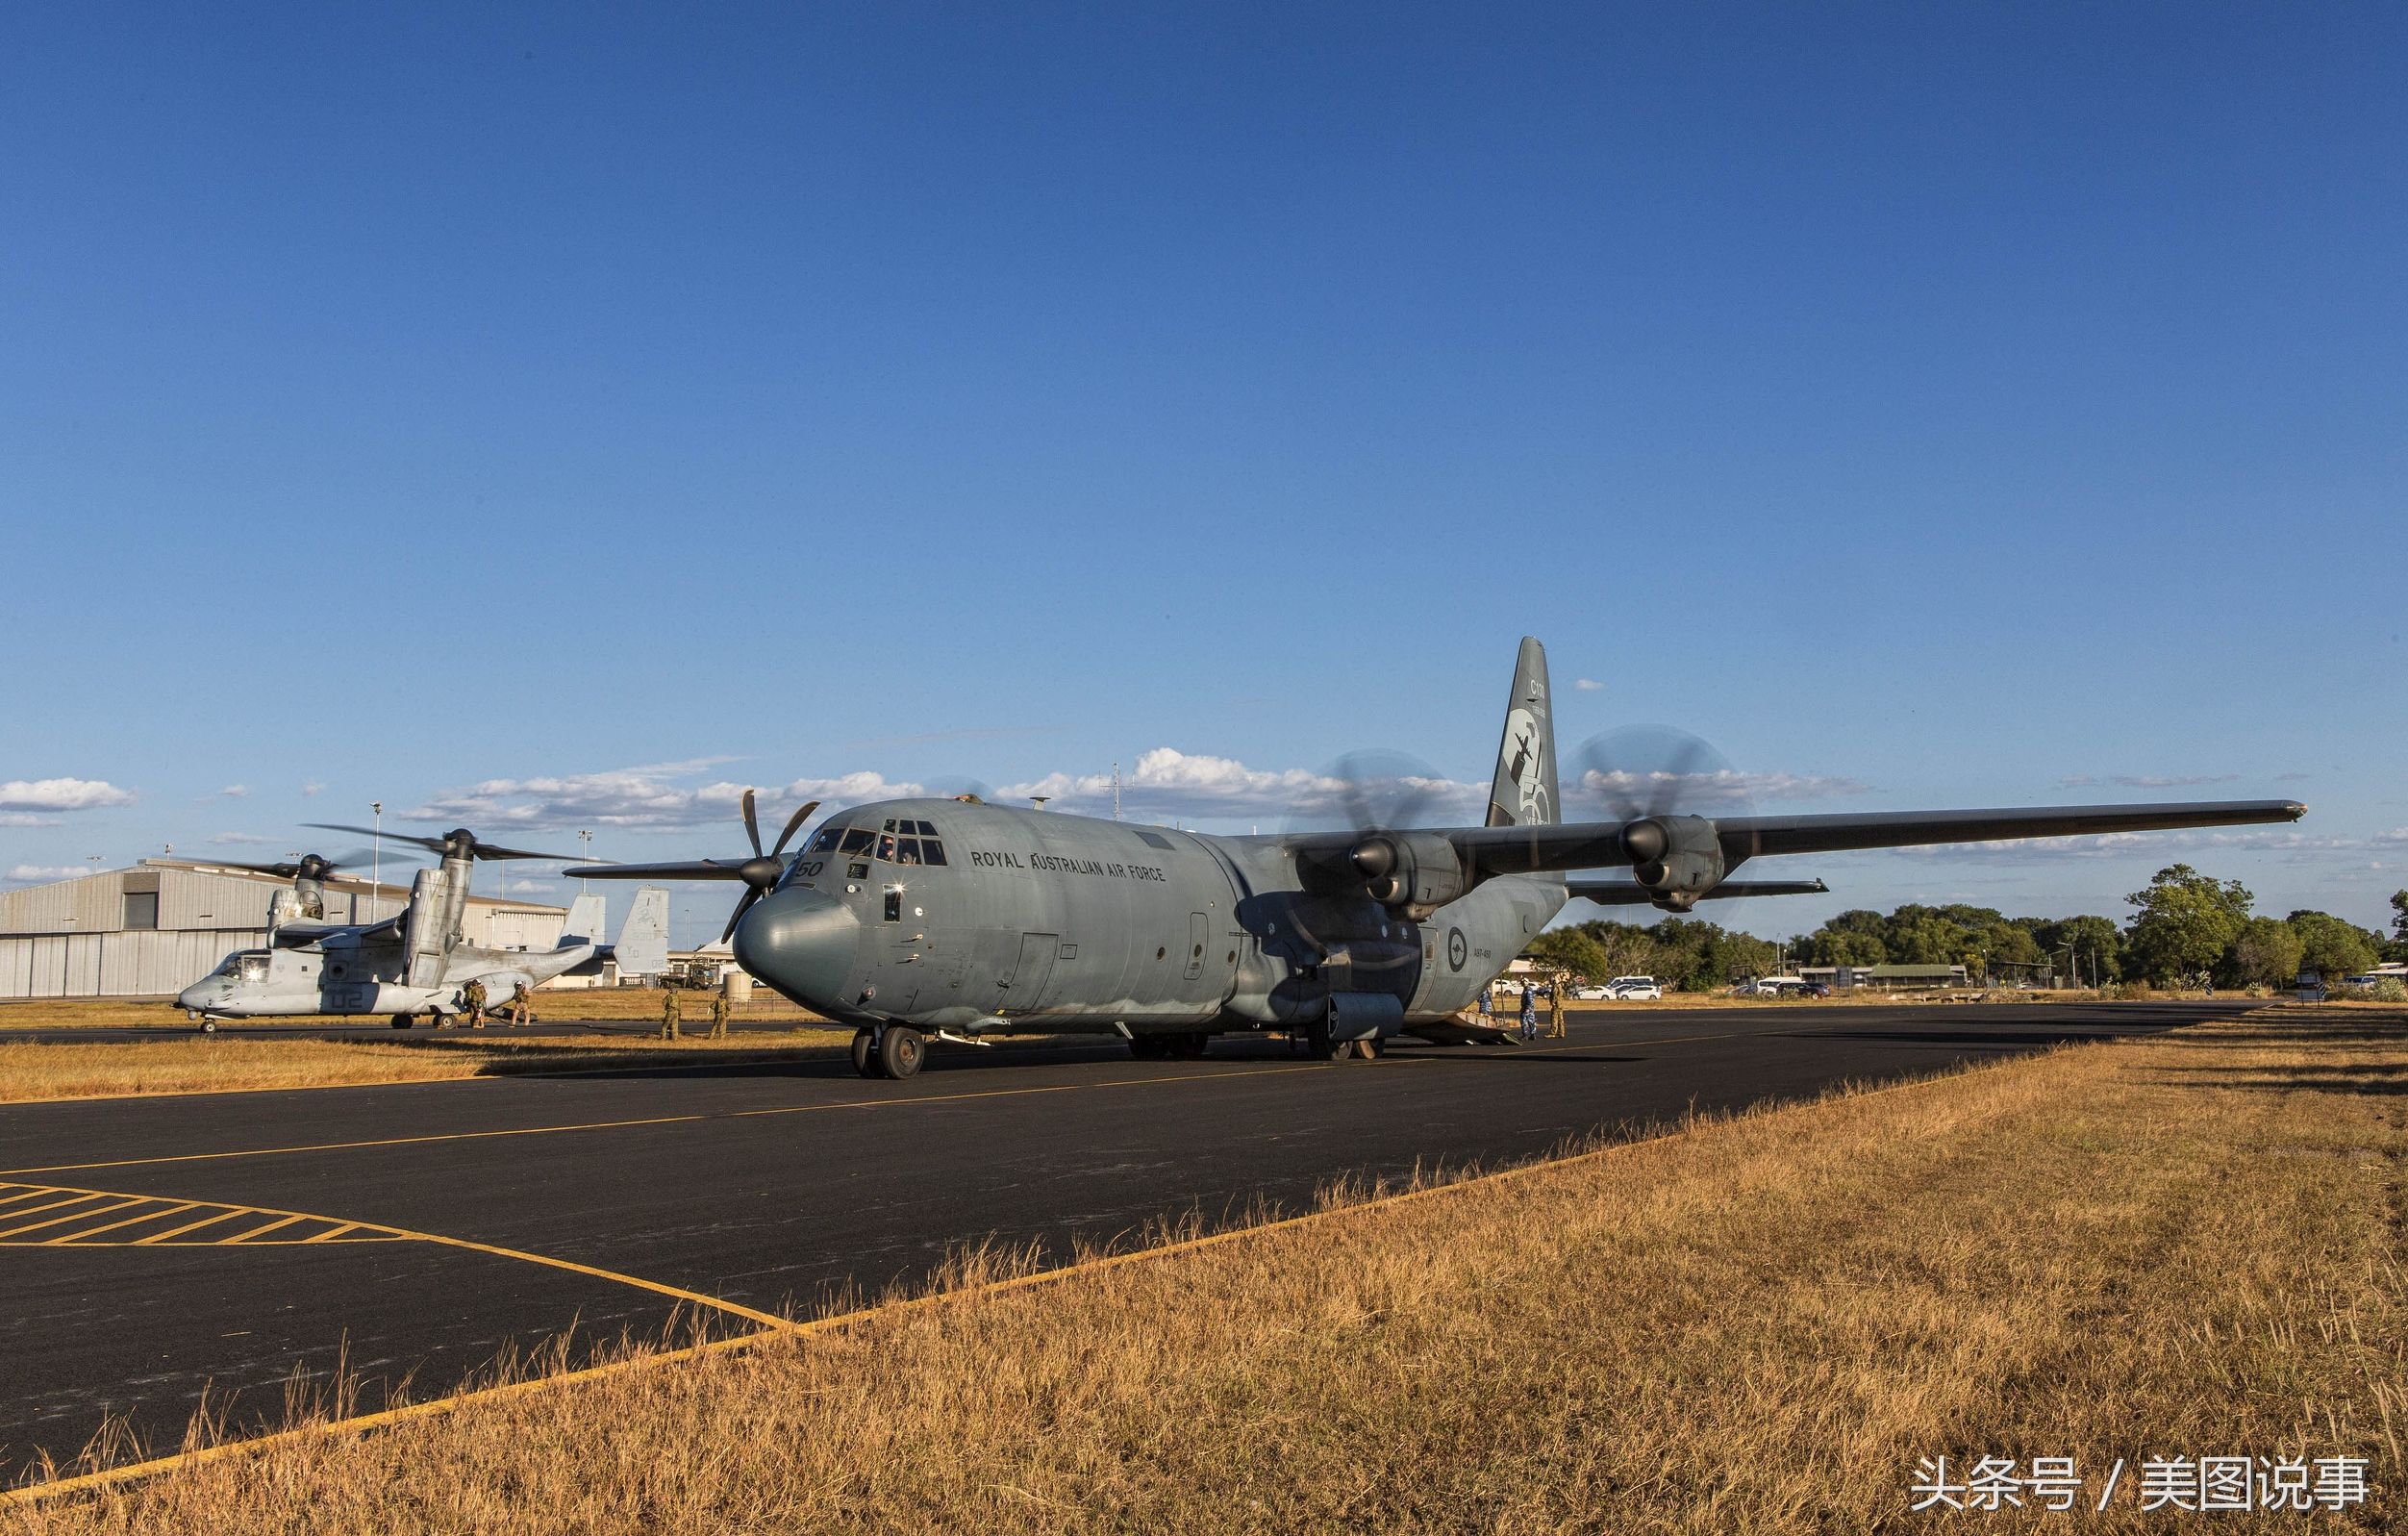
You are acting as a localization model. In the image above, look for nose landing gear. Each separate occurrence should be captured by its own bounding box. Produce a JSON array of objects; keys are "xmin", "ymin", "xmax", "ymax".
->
[{"xmin": 851, "ymin": 1024, "xmax": 926, "ymax": 1080}]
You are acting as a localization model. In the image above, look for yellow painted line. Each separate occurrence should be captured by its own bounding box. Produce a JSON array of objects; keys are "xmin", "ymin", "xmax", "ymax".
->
[
  {"xmin": 302, "ymin": 1222, "xmax": 361, "ymax": 1244},
  {"xmin": 3, "ymin": 1061, "xmax": 1978, "ymax": 1507},
  {"xmin": 0, "ymin": 1191, "xmax": 119, "ymax": 1232},
  {"xmin": 49, "ymin": 1201, "xmax": 199, "ymax": 1246},
  {"xmin": 133, "ymin": 1207, "xmax": 249, "ymax": 1246},
  {"xmin": 0, "ymin": 1184, "xmax": 63, "ymax": 1209},
  {"xmin": 0, "ymin": 1196, "xmax": 148, "ymax": 1243},
  {"xmin": 0, "ymin": 1062, "xmax": 1339, "ymax": 1177},
  {"xmin": 224, "ymin": 1213, "xmax": 306, "ymax": 1244}
]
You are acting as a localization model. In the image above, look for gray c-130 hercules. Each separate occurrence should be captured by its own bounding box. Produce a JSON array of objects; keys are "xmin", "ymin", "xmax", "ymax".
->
[{"xmin": 568, "ymin": 640, "xmax": 2304, "ymax": 1079}]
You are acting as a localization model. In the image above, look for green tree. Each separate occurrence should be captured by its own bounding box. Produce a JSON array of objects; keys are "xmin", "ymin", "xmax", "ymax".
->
[
  {"xmin": 2388, "ymin": 890, "xmax": 2408, "ymax": 961},
  {"xmin": 2031, "ymin": 916, "xmax": 2122, "ymax": 985},
  {"xmin": 1525, "ymin": 926, "xmax": 1612, "ymax": 983},
  {"xmin": 2223, "ymin": 917, "xmax": 2303, "ymax": 990},
  {"xmin": 2286, "ymin": 910, "xmax": 2379, "ymax": 979},
  {"xmin": 2123, "ymin": 865, "xmax": 2252, "ymax": 985},
  {"xmin": 1795, "ymin": 910, "xmax": 1888, "ymax": 967}
]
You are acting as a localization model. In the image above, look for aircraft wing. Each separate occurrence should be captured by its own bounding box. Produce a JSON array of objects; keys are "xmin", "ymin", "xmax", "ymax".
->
[
  {"xmin": 1454, "ymin": 798, "xmax": 2306, "ymax": 875},
  {"xmin": 1568, "ymin": 877, "xmax": 1829, "ymax": 905}
]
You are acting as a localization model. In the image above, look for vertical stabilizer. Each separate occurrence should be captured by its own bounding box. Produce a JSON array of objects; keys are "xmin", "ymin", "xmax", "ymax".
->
[
  {"xmin": 1485, "ymin": 637, "xmax": 1558, "ymax": 827},
  {"xmin": 564, "ymin": 894, "xmax": 606, "ymax": 945},
  {"xmin": 614, "ymin": 887, "xmax": 670, "ymax": 978}
]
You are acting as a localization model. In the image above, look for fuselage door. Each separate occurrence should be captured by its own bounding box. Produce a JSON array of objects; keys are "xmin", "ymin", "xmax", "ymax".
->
[
  {"xmin": 1184, "ymin": 912, "xmax": 1207, "ymax": 981},
  {"xmin": 1003, "ymin": 932, "xmax": 1058, "ymax": 1015}
]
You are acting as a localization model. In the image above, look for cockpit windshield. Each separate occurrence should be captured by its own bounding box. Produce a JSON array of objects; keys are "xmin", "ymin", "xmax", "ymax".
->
[
  {"xmin": 217, "ymin": 951, "xmax": 269, "ymax": 982},
  {"xmin": 801, "ymin": 818, "xmax": 948, "ymax": 866}
]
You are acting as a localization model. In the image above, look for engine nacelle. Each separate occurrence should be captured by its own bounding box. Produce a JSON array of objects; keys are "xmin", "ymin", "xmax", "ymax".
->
[
  {"xmin": 1618, "ymin": 814, "xmax": 1727, "ymax": 913},
  {"xmin": 1348, "ymin": 831, "xmax": 1468, "ymax": 918}
]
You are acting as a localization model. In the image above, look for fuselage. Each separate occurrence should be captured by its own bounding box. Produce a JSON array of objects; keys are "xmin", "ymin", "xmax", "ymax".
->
[
  {"xmin": 177, "ymin": 936, "xmax": 593, "ymax": 1018},
  {"xmin": 731, "ymin": 797, "xmax": 1566, "ymax": 1039}
]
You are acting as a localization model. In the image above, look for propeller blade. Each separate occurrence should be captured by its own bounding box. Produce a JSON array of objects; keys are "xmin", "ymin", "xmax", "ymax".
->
[
  {"xmin": 721, "ymin": 885, "xmax": 765, "ymax": 944},
  {"xmin": 564, "ymin": 860, "xmax": 754, "ymax": 881},
  {"xmin": 307, "ymin": 822, "xmax": 449, "ymax": 855},
  {"xmin": 769, "ymin": 799, "xmax": 818, "ymax": 857},
  {"xmin": 740, "ymin": 788, "xmax": 763, "ymax": 859},
  {"xmin": 465, "ymin": 838, "xmax": 587, "ymax": 863}
]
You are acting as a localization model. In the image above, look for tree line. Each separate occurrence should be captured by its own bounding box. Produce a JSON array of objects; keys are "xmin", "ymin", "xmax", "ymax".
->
[{"xmin": 1524, "ymin": 867, "xmax": 2408, "ymax": 993}]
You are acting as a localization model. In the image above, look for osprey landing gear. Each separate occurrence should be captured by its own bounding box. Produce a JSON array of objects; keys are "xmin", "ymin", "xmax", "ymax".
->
[
  {"xmin": 851, "ymin": 1025, "xmax": 926, "ymax": 1080},
  {"xmin": 389, "ymin": 1014, "xmax": 415, "ymax": 1030}
]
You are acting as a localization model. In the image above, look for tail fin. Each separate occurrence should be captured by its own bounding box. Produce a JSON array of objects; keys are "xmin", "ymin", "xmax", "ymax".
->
[
  {"xmin": 563, "ymin": 894, "xmax": 606, "ymax": 946},
  {"xmin": 612, "ymin": 887, "xmax": 670, "ymax": 978},
  {"xmin": 1486, "ymin": 636, "xmax": 1559, "ymax": 827}
]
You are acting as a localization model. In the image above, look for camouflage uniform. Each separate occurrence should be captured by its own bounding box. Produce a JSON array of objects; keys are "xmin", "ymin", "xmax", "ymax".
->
[
  {"xmin": 660, "ymin": 988, "xmax": 682, "ymax": 1041},
  {"xmin": 708, "ymin": 991, "xmax": 731, "ymax": 1040},
  {"xmin": 1549, "ymin": 974, "xmax": 1567, "ymax": 1039},
  {"xmin": 460, "ymin": 978, "xmax": 487, "ymax": 1029}
]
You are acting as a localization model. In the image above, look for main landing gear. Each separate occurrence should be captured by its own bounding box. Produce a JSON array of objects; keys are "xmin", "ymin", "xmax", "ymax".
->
[
  {"xmin": 851, "ymin": 1025, "xmax": 927, "ymax": 1080},
  {"xmin": 389, "ymin": 1014, "xmax": 415, "ymax": 1030},
  {"xmin": 1305, "ymin": 1025, "xmax": 1382, "ymax": 1062},
  {"xmin": 1127, "ymin": 1033, "xmax": 1212, "ymax": 1062}
]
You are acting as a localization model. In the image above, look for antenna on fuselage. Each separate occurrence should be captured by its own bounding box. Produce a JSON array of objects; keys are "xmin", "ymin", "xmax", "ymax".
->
[{"xmin": 1030, "ymin": 795, "xmax": 1052, "ymax": 811}]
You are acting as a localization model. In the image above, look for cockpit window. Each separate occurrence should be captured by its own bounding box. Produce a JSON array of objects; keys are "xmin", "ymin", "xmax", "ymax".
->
[
  {"xmin": 807, "ymin": 826, "xmax": 843, "ymax": 854},
  {"xmin": 222, "ymin": 951, "xmax": 269, "ymax": 982},
  {"xmin": 875, "ymin": 833, "xmax": 898, "ymax": 861},
  {"xmin": 920, "ymin": 840, "xmax": 948, "ymax": 866},
  {"xmin": 837, "ymin": 828, "xmax": 874, "ymax": 855}
]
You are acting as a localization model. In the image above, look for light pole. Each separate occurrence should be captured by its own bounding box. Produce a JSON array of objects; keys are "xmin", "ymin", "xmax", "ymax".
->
[
  {"xmin": 578, "ymin": 830, "xmax": 591, "ymax": 894},
  {"xmin": 371, "ymin": 801, "xmax": 384, "ymax": 919}
]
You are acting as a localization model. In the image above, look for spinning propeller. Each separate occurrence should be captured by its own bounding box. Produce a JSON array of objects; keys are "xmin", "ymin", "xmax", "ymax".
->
[
  {"xmin": 556, "ymin": 789, "xmax": 821, "ymax": 944},
  {"xmin": 305, "ymin": 824, "xmax": 587, "ymax": 864}
]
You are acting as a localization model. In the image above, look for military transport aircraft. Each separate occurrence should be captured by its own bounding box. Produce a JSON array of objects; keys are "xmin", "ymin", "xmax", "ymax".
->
[
  {"xmin": 568, "ymin": 640, "xmax": 2304, "ymax": 1079},
  {"xmin": 177, "ymin": 826, "xmax": 667, "ymax": 1028}
]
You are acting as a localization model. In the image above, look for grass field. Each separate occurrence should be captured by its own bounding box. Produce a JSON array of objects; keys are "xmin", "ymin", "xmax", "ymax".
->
[
  {"xmin": 0, "ymin": 1028, "xmax": 857, "ymax": 1103},
  {"xmin": 13, "ymin": 1004, "xmax": 2401, "ymax": 1530}
]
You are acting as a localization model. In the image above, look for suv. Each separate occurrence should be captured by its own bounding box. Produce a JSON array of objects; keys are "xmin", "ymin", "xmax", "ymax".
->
[{"xmin": 1605, "ymin": 976, "xmax": 1662, "ymax": 1000}]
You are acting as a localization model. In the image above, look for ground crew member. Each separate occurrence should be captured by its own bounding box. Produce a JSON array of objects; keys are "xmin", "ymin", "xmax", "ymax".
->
[
  {"xmin": 660, "ymin": 986, "xmax": 682, "ymax": 1041},
  {"xmin": 460, "ymin": 978, "xmax": 487, "ymax": 1030},
  {"xmin": 1550, "ymin": 973, "xmax": 1568, "ymax": 1039},
  {"xmin": 1518, "ymin": 981, "xmax": 1538, "ymax": 1044},
  {"xmin": 506, "ymin": 988, "xmax": 534, "ymax": 1028},
  {"xmin": 1476, "ymin": 987, "xmax": 1492, "ymax": 1025},
  {"xmin": 708, "ymin": 988, "xmax": 730, "ymax": 1040}
]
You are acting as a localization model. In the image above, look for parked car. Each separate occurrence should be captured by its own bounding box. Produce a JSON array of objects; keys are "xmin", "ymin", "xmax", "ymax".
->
[
  {"xmin": 1570, "ymin": 984, "xmax": 1614, "ymax": 1000},
  {"xmin": 1604, "ymin": 975, "xmax": 1662, "ymax": 1000}
]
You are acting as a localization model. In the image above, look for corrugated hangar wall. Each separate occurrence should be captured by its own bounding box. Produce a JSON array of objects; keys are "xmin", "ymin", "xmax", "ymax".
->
[{"xmin": 0, "ymin": 863, "xmax": 567, "ymax": 1000}]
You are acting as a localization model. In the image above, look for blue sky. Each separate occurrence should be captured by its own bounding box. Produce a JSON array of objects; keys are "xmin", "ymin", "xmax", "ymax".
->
[{"xmin": 4, "ymin": 3, "xmax": 2401, "ymax": 947}]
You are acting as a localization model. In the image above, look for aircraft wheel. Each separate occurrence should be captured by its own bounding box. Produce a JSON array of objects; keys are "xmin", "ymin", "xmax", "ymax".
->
[
  {"xmin": 1168, "ymin": 1033, "xmax": 1212, "ymax": 1060},
  {"xmin": 1307, "ymin": 1025, "xmax": 1350, "ymax": 1062},
  {"xmin": 1127, "ymin": 1036, "xmax": 1171, "ymax": 1061},
  {"xmin": 198, "ymin": 1018, "xmax": 218, "ymax": 1035},
  {"xmin": 850, "ymin": 1028, "xmax": 884, "ymax": 1078},
  {"xmin": 389, "ymin": 1014, "xmax": 414, "ymax": 1030},
  {"xmin": 878, "ymin": 1025, "xmax": 926, "ymax": 1080}
]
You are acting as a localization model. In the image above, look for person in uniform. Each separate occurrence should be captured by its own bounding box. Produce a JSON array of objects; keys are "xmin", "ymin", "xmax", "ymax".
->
[
  {"xmin": 1518, "ymin": 980, "xmax": 1539, "ymax": 1043},
  {"xmin": 1476, "ymin": 986, "xmax": 1492, "ymax": 1025},
  {"xmin": 460, "ymin": 978, "xmax": 487, "ymax": 1030},
  {"xmin": 506, "ymin": 988, "xmax": 534, "ymax": 1028},
  {"xmin": 659, "ymin": 986, "xmax": 682, "ymax": 1041},
  {"xmin": 708, "ymin": 989, "xmax": 731, "ymax": 1041},
  {"xmin": 1549, "ymin": 973, "xmax": 1568, "ymax": 1039}
]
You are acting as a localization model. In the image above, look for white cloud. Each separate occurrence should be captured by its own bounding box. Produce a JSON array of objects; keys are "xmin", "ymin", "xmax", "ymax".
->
[
  {"xmin": 220, "ymin": 785, "xmax": 249, "ymax": 798},
  {"xmin": 1576, "ymin": 766, "xmax": 1873, "ymax": 812},
  {"xmin": 0, "ymin": 813, "xmax": 62, "ymax": 828},
  {"xmin": 301, "ymin": 780, "xmax": 325, "ymax": 797},
  {"xmin": 412, "ymin": 764, "xmax": 921, "ymax": 835},
  {"xmin": 1573, "ymin": 678, "xmax": 1605, "ymax": 692},
  {"xmin": 2058, "ymin": 772, "xmax": 2241, "ymax": 790},
  {"xmin": 5, "ymin": 864, "xmax": 94, "ymax": 884},
  {"xmin": 997, "ymin": 748, "xmax": 1486, "ymax": 825},
  {"xmin": 208, "ymin": 832, "xmax": 272, "ymax": 845},
  {"xmin": 0, "ymin": 778, "xmax": 135, "ymax": 812}
]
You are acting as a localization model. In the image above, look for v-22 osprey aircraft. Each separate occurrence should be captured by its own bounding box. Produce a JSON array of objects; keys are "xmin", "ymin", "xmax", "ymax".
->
[
  {"xmin": 571, "ymin": 639, "xmax": 2304, "ymax": 1080},
  {"xmin": 179, "ymin": 828, "xmax": 668, "ymax": 1028}
]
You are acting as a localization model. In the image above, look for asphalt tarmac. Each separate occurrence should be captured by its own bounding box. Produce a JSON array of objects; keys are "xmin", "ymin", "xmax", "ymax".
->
[{"xmin": 0, "ymin": 999, "xmax": 2252, "ymax": 1479}]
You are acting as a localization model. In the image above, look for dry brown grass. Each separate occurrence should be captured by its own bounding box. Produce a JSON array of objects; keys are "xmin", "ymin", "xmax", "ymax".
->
[
  {"xmin": 13, "ymin": 1006, "xmax": 2404, "ymax": 1531},
  {"xmin": 0, "ymin": 1028, "xmax": 855, "ymax": 1103},
  {"xmin": 0, "ymin": 991, "xmax": 830, "ymax": 1031}
]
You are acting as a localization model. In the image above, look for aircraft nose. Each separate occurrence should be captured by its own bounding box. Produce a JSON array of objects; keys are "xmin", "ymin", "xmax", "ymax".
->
[{"xmin": 732, "ymin": 887, "xmax": 860, "ymax": 1007}]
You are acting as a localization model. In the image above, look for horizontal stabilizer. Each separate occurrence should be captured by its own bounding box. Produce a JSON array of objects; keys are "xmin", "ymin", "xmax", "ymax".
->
[{"xmin": 1568, "ymin": 877, "xmax": 1829, "ymax": 905}]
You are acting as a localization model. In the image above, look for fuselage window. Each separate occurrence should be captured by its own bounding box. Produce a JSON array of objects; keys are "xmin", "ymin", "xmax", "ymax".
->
[
  {"xmin": 882, "ymin": 892, "xmax": 902, "ymax": 921},
  {"xmin": 919, "ymin": 840, "xmax": 948, "ymax": 867},
  {"xmin": 807, "ymin": 826, "xmax": 844, "ymax": 854},
  {"xmin": 881, "ymin": 818, "xmax": 899, "ymax": 833},
  {"xmin": 894, "ymin": 839, "xmax": 922, "ymax": 866},
  {"xmin": 875, "ymin": 834, "xmax": 899, "ymax": 861},
  {"xmin": 838, "ymin": 828, "xmax": 875, "ymax": 856},
  {"xmin": 913, "ymin": 820, "xmax": 939, "ymax": 836}
]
